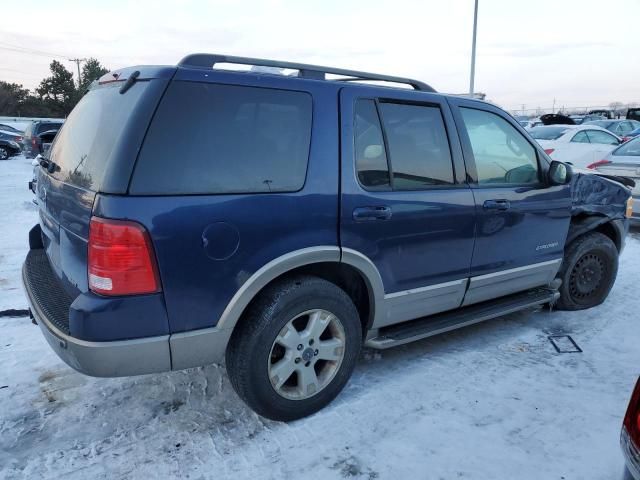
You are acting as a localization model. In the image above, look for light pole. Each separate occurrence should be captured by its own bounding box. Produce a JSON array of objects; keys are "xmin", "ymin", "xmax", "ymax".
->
[{"xmin": 469, "ymin": 0, "xmax": 479, "ymax": 97}]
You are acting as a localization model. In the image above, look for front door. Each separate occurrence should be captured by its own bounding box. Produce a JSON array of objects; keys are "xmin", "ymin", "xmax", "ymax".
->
[
  {"xmin": 339, "ymin": 86, "xmax": 476, "ymax": 328},
  {"xmin": 449, "ymin": 98, "xmax": 572, "ymax": 306}
]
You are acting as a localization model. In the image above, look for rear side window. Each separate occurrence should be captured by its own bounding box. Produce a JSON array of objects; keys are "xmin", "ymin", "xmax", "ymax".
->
[
  {"xmin": 585, "ymin": 130, "xmax": 619, "ymax": 145},
  {"xmin": 571, "ymin": 131, "xmax": 590, "ymax": 143},
  {"xmin": 37, "ymin": 122, "xmax": 62, "ymax": 134},
  {"xmin": 131, "ymin": 82, "xmax": 312, "ymax": 195},
  {"xmin": 378, "ymin": 102, "xmax": 454, "ymax": 189}
]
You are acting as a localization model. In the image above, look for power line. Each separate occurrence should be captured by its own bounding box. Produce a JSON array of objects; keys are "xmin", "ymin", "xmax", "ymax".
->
[{"xmin": 0, "ymin": 41, "xmax": 71, "ymax": 58}]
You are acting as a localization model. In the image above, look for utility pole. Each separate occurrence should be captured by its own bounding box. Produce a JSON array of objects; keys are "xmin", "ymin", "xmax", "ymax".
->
[
  {"xmin": 68, "ymin": 58, "xmax": 87, "ymax": 88},
  {"xmin": 469, "ymin": 0, "xmax": 479, "ymax": 97}
]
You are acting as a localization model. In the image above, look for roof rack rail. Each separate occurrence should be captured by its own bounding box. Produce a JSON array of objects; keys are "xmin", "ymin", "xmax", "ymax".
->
[{"xmin": 178, "ymin": 53, "xmax": 436, "ymax": 92}]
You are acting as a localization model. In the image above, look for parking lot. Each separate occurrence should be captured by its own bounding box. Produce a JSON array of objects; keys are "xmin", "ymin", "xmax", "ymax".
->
[{"xmin": 1, "ymin": 154, "xmax": 638, "ymax": 479}]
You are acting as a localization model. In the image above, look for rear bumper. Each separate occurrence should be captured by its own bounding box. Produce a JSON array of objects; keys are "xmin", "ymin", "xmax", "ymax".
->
[
  {"xmin": 622, "ymin": 427, "xmax": 640, "ymax": 480},
  {"xmin": 22, "ymin": 247, "xmax": 231, "ymax": 376},
  {"xmin": 22, "ymin": 249, "xmax": 171, "ymax": 377}
]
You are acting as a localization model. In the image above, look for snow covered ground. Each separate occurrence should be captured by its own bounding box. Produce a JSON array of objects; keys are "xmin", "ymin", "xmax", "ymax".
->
[{"xmin": 1, "ymin": 155, "xmax": 639, "ymax": 479}]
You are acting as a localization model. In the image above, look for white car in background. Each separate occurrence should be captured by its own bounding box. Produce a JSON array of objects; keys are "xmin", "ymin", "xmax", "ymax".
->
[
  {"xmin": 529, "ymin": 124, "xmax": 622, "ymax": 169},
  {"xmin": 591, "ymin": 136, "xmax": 640, "ymax": 224}
]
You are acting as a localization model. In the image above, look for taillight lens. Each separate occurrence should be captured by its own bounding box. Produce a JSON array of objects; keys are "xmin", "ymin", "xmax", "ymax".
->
[
  {"xmin": 623, "ymin": 378, "xmax": 640, "ymax": 448},
  {"xmin": 88, "ymin": 217, "xmax": 161, "ymax": 296},
  {"xmin": 544, "ymin": 148, "xmax": 555, "ymax": 155},
  {"xmin": 586, "ymin": 159, "xmax": 612, "ymax": 170},
  {"xmin": 627, "ymin": 197, "xmax": 634, "ymax": 218},
  {"xmin": 31, "ymin": 137, "xmax": 37, "ymax": 146}
]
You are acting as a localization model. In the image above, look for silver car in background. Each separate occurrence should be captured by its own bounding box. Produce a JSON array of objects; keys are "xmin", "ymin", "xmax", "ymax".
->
[{"xmin": 591, "ymin": 136, "xmax": 640, "ymax": 224}]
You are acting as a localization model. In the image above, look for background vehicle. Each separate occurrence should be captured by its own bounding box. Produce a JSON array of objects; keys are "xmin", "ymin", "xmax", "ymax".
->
[
  {"xmin": 621, "ymin": 378, "xmax": 640, "ymax": 479},
  {"xmin": 583, "ymin": 119, "xmax": 640, "ymax": 138},
  {"xmin": 529, "ymin": 124, "xmax": 622, "ymax": 168},
  {"xmin": 540, "ymin": 113, "xmax": 575, "ymax": 125},
  {"xmin": 21, "ymin": 120, "xmax": 63, "ymax": 158},
  {"xmin": 0, "ymin": 138, "xmax": 21, "ymax": 159},
  {"xmin": 0, "ymin": 128, "xmax": 23, "ymax": 159},
  {"xmin": 623, "ymin": 127, "xmax": 640, "ymax": 143},
  {"xmin": 0, "ymin": 123, "xmax": 24, "ymax": 134},
  {"xmin": 589, "ymin": 109, "xmax": 613, "ymax": 119},
  {"xmin": 22, "ymin": 54, "xmax": 631, "ymax": 421},
  {"xmin": 627, "ymin": 108, "xmax": 640, "ymax": 122},
  {"xmin": 591, "ymin": 136, "xmax": 640, "ymax": 224}
]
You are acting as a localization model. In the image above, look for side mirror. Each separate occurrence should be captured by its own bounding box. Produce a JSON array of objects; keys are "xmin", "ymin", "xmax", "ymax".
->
[{"xmin": 548, "ymin": 160, "xmax": 572, "ymax": 185}]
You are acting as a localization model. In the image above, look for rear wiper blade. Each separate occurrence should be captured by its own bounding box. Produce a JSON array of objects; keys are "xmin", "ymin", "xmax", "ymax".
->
[{"xmin": 119, "ymin": 70, "xmax": 140, "ymax": 94}]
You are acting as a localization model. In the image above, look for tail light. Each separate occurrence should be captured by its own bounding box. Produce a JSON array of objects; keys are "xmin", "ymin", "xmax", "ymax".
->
[
  {"xmin": 623, "ymin": 378, "xmax": 640, "ymax": 448},
  {"xmin": 544, "ymin": 148, "xmax": 555, "ymax": 155},
  {"xmin": 31, "ymin": 137, "xmax": 37, "ymax": 146},
  {"xmin": 627, "ymin": 197, "xmax": 634, "ymax": 218},
  {"xmin": 622, "ymin": 136, "xmax": 631, "ymax": 143},
  {"xmin": 587, "ymin": 159, "xmax": 612, "ymax": 170},
  {"xmin": 88, "ymin": 217, "xmax": 161, "ymax": 296}
]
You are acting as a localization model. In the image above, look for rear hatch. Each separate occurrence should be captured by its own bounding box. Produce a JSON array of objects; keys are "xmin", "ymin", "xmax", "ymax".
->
[{"xmin": 36, "ymin": 68, "xmax": 173, "ymax": 299}]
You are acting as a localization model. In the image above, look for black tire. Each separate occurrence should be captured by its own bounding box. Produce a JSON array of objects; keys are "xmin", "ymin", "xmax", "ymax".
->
[
  {"xmin": 556, "ymin": 232, "xmax": 618, "ymax": 310},
  {"xmin": 0, "ymin": 147, "xmax": 9, "ymax": 160},
  {"xmin": 226, "ymin": 275, "xmax": 362, "ymax": 421}
]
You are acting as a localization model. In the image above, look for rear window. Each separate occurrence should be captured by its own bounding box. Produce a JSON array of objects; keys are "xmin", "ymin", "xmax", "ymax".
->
[
  {"xmin": 130, "ymin": 81, "xmax": 312, "ymax": 195},
  {"xmin": 49, "ymin": 82, "xmax": 149, "ymax": 190},
  {"xmin": 529, "ymin": 126, "xmax": 569, "ymax": 140},
  {"xmin": 36, "ymin": 122, "xmax": 63, "ymax": 134}
]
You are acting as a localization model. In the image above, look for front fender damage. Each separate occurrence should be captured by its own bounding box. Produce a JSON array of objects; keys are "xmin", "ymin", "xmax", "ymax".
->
[{"xmin": 567, "ymin": 172, "xmax": 631, "ymax": 248}]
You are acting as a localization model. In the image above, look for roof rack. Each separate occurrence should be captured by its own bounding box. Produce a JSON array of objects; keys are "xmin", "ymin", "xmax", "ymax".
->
[{"xmin": 178, "ymin": 53, "xmax": 436, "ymax": 92}]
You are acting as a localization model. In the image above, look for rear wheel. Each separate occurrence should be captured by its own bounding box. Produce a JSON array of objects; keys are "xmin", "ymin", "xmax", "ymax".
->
[
  {"xmin": 556, "ymin": 232, "xmax": 618, "ymax": 310},
  {"xmin": 226, "ymin": 275, "xmax": 362, "ymax": 421}
]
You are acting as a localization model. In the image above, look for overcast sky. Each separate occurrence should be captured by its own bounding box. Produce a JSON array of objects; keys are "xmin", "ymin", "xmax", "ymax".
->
[{"xmin": 1, "ymin": 0, "xmax": 638, "ymax": 112}]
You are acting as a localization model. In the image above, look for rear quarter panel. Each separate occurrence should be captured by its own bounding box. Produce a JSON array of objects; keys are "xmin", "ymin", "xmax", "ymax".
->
[{"xmin": 94, "ymin": 72, "xmax": 341, "ymax": 334}]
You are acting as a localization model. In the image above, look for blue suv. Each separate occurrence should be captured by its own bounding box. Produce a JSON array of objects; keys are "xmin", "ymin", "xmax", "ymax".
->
[{"xmin": 23, "ymin": 54, "xmax": 632, "ymax": 421}]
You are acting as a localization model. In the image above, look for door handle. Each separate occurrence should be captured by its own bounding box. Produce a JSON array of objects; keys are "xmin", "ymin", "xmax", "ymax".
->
[
  {"xmin": 483, "ymin": 199, "xmax": 511, "ymax": 211},
  {"xmin": 353, "ymin": 206, "xmax": 392, "ymax": 221}
]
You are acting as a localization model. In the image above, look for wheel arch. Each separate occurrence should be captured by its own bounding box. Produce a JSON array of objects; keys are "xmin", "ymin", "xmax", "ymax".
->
[
  {"xmin": 566, "ymin": 215, "xmax": 624, "ymax": 252},
  {"xmin": 218, "ymin": 247, "xmax": 385, "ymax": 337}
]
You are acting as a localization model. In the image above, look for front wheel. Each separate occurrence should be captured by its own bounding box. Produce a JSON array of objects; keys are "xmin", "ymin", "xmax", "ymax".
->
[
  {"xmin": 226, "ymin": 275, "xmax": 362, "ymax": 421},
  {"xmin": 0, "ymin": 147, "xmax": 9, "ymax": 160},
  {"xmin": 556, "ymin": 232, "xmax": 618, "ymax": 310}
]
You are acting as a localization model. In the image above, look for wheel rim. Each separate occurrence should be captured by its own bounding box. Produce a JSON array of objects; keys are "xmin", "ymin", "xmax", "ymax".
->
[
  {"xmin": 0, "ymin": 148, "xmax": 7, "ymax": 159},
  {"xmin": 268, "ymin": 309, "xmax": 346, "ymax": 400},
  {"xmin": 569, "ymin": 252, "xmax": 606, "ymax": 302}
]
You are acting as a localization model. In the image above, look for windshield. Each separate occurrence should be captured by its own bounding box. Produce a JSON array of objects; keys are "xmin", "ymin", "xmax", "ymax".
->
[
  {"xmin": 528, "ymin": 126, "xmax": 569, "ymax": 140},
  {"xmin": 614, "ymin": 137, "xmax": 640, "ymax": 157}
]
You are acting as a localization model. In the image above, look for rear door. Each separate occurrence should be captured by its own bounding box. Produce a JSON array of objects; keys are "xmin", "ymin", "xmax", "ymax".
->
[
  {"xmin": 340, "ymin": 86, "xmax": 476, "ymax": 327},
  {"xmin": 449, "ymin": 97, "xmax": 572, "ymax": 306},
  {"xmin": 38, "ymin": 74, "xmax": 170, "ymax": 298}
]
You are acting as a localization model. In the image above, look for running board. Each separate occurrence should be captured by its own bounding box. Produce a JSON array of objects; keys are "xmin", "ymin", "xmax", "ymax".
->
[{"xmin": 366, "ymin": 287, "xmax": 559, "ymax": 349}]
